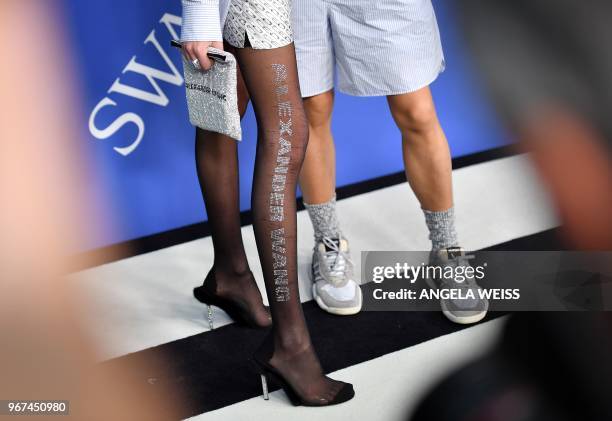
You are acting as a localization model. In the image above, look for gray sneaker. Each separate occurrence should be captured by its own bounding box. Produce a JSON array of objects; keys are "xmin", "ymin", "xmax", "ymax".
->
[
  {"xmin": 427, "ymin": 247, "xmax": 489, "ymax": 324},
  {"xmin": 311, "ymin": 236, "xmax": 363, "ymax": 315}
]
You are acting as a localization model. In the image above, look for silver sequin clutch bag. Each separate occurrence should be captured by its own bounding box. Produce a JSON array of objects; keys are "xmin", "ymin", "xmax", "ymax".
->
[{"xmin": 172, "ymin": 41, "xmax": 242, "ymax": 141}]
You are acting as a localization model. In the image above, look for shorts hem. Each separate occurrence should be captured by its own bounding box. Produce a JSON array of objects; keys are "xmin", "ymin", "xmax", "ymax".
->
[
  {"xmin": 337, "ymin": 59, "xmax": 446, "ymax": 97},
  {"xmin": 300, "ymin": 83, "xmax": 335, "ymax": 99}
]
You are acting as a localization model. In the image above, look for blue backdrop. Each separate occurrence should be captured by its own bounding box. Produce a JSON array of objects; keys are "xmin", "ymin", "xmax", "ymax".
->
[{"xmin": 62, "ymin": 0, "xmax": 509, "ymax": 250}]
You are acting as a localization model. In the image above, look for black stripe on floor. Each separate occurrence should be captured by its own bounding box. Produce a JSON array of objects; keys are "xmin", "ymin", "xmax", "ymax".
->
[{"xmin": 101, "ymin": 228, "xmax": 562, "ymax": 420}]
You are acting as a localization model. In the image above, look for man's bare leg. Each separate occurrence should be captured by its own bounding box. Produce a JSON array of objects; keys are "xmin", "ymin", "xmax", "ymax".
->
[
  {"xmin": 387, "ymin": 86, "xmax": 453, "ymax": 212},
  {"xmin": 299, "ymin": 90, "xmax": 337, "ymax": 206},
  {"xmin": 299, "ymin": 89, "xmax": 361, "ymax": 315},
  {"xmin": 388, "ymin": 86, "xmax": 488, "ymax": 324}
]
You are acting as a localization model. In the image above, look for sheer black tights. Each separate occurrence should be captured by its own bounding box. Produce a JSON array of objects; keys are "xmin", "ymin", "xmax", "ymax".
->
[
  {"xmin": 235, "ymin": 43, "xmax": 349, "ymax": 404},
  {"xmin": 195, "ymin": 42, "xmax": 348, "ymax": 404},
  {"xmin": 194, "ymin": 44, "xmax": 270, "ymax": 328}
]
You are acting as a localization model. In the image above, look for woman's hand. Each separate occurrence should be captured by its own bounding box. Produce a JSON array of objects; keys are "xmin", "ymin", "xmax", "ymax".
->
[{"xmin": 182, "ymin": 41, "xmax": 224, "ymax": 71}]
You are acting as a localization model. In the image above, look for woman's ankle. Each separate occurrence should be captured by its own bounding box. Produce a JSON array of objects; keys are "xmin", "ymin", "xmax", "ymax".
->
[
  {"xmin": 273, "ymin": 329, "xmax": 313, "ymax": 356},
  {"xmin": 212, "ymin": 261, "xmax": 252, "ymax": 280}
]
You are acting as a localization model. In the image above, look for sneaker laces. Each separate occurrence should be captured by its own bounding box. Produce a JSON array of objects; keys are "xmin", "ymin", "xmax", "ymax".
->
[
  {"xmin": 321, "ymin": 236, "xmax": 354, "ymax": 282},
  {"xmin": 442, "ymin": 253, "xmax": 478, "ymax": 288}
]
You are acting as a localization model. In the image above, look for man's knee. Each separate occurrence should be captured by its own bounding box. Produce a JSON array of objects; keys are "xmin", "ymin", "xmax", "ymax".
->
[
  {"xmin": 303, "ymin": 90, "xmax": 334, "ymax": 130},
  {"xmin": 390, "ymin": 94, "xmax": 439, "ymax": 135}
]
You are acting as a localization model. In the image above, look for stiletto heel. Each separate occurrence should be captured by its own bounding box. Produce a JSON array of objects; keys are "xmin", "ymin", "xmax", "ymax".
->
[
  {"xmin": 193, "ymin": 269, "xmax": 271, "ymax": 329},
  {"xmin": 253, "ymin": 334, "xmax": 355, "ymax": 406},
  {"xmin": 207, "ymin": 304, "xmax": 214, "ymax": 330},
  {"xmin": 260, "ymin": 374, "xmax": 269, "ymax": 400}
]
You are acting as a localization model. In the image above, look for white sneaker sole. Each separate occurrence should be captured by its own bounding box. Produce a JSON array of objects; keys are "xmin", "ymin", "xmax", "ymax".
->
[
  {"xmin": 312, "ymin": 284, "xmax": 363, "ymax": 316},
  {"xmin": 425, "ymin": 275, "xmax": 488, "ymax": 325},
  {"xmin": 441, "ymin": 300, "xmax": 488, "ymax": 325}
]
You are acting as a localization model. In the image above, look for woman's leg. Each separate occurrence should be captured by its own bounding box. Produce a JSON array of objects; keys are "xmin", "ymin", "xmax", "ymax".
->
[
  {"xmin": 195, "ymin": 45, "xmax": 271, "ymax": 328},
  {"xmin": 235, "ymin": 43, "xmax": 351, "ymax": 403}
]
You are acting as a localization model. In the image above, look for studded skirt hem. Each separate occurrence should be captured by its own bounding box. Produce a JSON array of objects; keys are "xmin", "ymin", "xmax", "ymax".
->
[{"xmin": 223, "ymin": 0, "xmax": 293, "ymax": 49}]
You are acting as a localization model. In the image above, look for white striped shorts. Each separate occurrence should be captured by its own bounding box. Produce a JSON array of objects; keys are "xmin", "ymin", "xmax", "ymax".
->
[{"xmin": 291, "ymin": 0, "xmax": 445, "ymax": 97}]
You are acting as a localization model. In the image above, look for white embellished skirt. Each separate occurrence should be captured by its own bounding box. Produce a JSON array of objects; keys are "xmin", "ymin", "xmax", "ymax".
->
[{"xmin": 221, "ymin": 0, "xmax": 293, "ymax": 50}]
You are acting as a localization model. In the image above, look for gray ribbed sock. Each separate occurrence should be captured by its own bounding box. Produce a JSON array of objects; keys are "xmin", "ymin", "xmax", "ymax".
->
[
  {"xmin": 304, "ymin": 194, "xmax": 341, "ymax": 242},
  {"xmin": 423, "ymin": 207, "xmax": 459, "ymax": 251}
]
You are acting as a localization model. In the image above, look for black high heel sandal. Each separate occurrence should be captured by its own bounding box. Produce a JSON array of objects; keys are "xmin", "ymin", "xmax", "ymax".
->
[
  {"xmin": 253, "ymin": 334, "xmax": 355, "ymax": 406},
  {"xmin": 193, "ymin": 269, "xmax": 271, "ymax": 330}
]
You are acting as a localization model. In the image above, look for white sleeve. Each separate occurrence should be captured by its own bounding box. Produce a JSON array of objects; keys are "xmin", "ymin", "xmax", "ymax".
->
[{"xmin": 181, "ymin": 0, "xmax": 222, "ymax": 42}]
